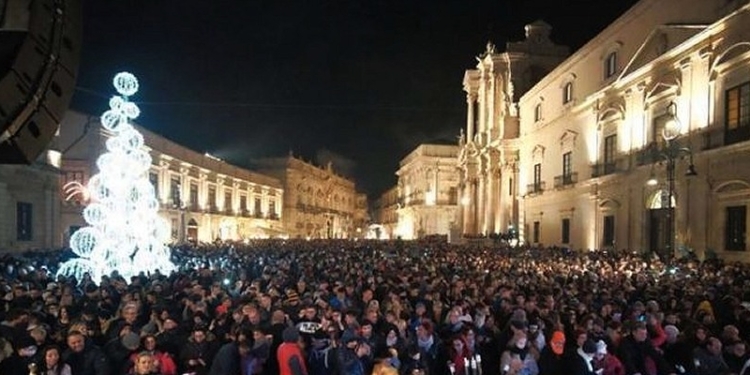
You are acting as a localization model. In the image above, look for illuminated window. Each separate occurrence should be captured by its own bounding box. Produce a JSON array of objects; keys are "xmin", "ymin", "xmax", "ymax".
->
[{"xmin": 726, "ymin": 83, "xmax": 750, "ymax": 145}]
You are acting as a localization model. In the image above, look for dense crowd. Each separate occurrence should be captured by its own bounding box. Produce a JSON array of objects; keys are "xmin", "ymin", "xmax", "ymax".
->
[{"xmin": 1, "ymin": 239, "xmax": 750, "ymax": 375}]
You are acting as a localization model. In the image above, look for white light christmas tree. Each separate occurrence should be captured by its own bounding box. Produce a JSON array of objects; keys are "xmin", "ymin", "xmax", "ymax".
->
[{"xmin": 58, "ymin": 72, "xmax": 175, "ymax": 282}]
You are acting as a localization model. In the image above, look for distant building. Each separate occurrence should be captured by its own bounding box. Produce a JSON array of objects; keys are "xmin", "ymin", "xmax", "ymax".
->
[
  {"xmin": 59, "ymin": 111, "xmax": 284, "ymax": 244},
  {"xmin": 391, "ymin": 144, "xmax": 461, "ymax": 240},
  {"xmin": 459, "ymin": 0, "xmax": 750, "ymax": 260},
  {"xmin": 0, "ymin": 150, "xmax": 62, "ymax": 251},
  {"xmin": 371, "ymin": 186, "xmax": 398, "ymax": 239},
  {"xmin": 250, "ymin": 155, "xmax": 367, "ymax": 239}
]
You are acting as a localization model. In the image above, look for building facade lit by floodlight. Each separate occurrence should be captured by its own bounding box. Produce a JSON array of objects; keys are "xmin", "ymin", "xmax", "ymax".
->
[
  {"xmin": 58, "ymin": 111, "xmax": 285, "ymax": 244},
  {"xmin": 385, "ymin": 143, "xmax": 461, "ymax": 240},
  {"xmin": 459, "ymin": 0, "xmax": 750, "ymax": 261}
]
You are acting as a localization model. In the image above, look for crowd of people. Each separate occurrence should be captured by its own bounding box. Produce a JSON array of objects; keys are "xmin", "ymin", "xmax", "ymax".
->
[{"xmin": 0, "ymin": 239, "xmax": 750, "ymax": 375}]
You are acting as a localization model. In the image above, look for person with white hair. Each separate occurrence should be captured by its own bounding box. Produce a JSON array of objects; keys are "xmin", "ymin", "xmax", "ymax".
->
[{"xmin": 593, "ymin": 340, "xmax": 624, "ymax": 375}]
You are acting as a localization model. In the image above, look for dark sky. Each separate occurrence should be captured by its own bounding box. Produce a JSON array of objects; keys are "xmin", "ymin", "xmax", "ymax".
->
[{"xmin": 71, "ymin": 0, "xmax": 639, "ymax": 198}]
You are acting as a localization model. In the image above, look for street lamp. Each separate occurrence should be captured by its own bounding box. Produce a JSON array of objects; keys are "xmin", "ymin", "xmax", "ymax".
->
[{"xmin": 649, "ymin": 102, "xmax": 698, "ymax": 262}]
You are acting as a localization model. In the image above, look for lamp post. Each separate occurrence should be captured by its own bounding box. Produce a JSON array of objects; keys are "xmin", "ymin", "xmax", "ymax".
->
[{"xmin": 649, "ymin": 102, "xmax": 698, "ymax": 262}]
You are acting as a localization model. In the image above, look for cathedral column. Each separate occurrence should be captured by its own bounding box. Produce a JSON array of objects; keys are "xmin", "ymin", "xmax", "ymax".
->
[
  {"xmin": 466, "ymin": 93, "xmax": 477, "ymax": 143},
  {"xmin": 477, "ymin": 172, "xmax": 486, "ymax": 235}
]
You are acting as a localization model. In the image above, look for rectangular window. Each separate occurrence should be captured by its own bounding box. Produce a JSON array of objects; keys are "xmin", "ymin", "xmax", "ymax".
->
[
  {"xmin": 726, "ymin": 83, "xmax": 750, "ymax": 130},
  {"xmin": 562, "ymin": 152, "xmax": 572, "ymax": 181},
  {"xmin": 561, "ymin": 218, "xmax": 570, "ymax": 244},
  {"xmin": 171, "ymin": 218, "xmax": 178, "ymax": 239},
  {"xmin": 149, "ymin": 172, "xmax": 159, "ymax": 198},
  {"xmin": 190, "ymin": 183, "xmax": 198, "ymax": 207},
  {"xmin": 726, "ymin": 206, "xmax": 747, "ymax": 251},
  {"xmin": 605, "ymin": 52, "xmax": 617, "ymax": 78},
  {"xmin": 224, "ymin": 191, "xmax": 232, "ymax": 212},
  {"xmin": 208, "ymin": 186, "xmax": 216, "ymax": 208},
  {"xmin": 603, "ymin": 215, "xmax": 615, "ymax": 247},
  {"xmin": 533, "ymin": 163, "xmax": 541, "ymax": 187},
  {"xmin": 604, "ymin": 134, "xmax": 617, "ymax": 167},
  {"xmin": 63, "ymin": 170, "xmax": 85, "ymax": 186},
  {"xmin": 533, "ymin": 221, "xmax": 540, "ymax": 243},
  {"xmin": 269, "ymin": 201, "xmax": 276, "ymax": 217},
  {"xmin": 16, "ymin": 202, "xmax": 32, "ymax": 241},
  {"xmin": 240, "ymin": 195, "xmax": 247, "ymax": 211},
  {"xmin": 563, "ymin": 82, "xmax": 573, "ymax": 104},
  {"xmin": 170, "ymin": 176, "xmax": 181, "ymax": 206},
  {"xmin": 254, "ymin": 197, "xmax": 262, "ymax": 216},
  {"xmin": 448, "ymin": 187, "xmax": 458, "ymax": 205}
]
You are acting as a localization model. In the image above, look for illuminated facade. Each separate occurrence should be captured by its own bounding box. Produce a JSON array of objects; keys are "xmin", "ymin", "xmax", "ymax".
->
[
  {"xmin": 394, "ymin": 144, "xmax": 461, "ymax": 240},
  {"xmin": 59, "ymin": 111, "xmax": 284, "ymax": 244},
  {"xmin": 461, "ymin": 0, "xmax": 750, "ymax": 260},
  {"xmin": 250, "ymin": 155, "xmax": 367, "ymax": 239},
  {"xmin": 372, "ymin": 186, "xmax": 398, "ymax": 239}
]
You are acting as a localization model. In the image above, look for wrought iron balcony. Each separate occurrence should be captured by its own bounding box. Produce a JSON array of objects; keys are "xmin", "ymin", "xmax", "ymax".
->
[
  {"xmin": 591, "ymin": 159, "xmax": 621, "ymax": 177},
  {"xmin": 526, "ymin": 181, "xmax": 545, "ymax": 195},
  {"xmin": 554, "ymin": 172, "xmax": 578, "ymax": 188}
]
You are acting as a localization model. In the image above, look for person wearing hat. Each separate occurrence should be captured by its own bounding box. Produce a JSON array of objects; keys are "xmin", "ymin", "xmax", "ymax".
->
[
  {"xmin": 277, "ymin": 326, "xmax": 308, "ymax": 375},
  {"xmin": 4, "ymin": 334, "xmax": 41, "ymax": 375},
  {"xmin": 539, "ymin": 330, "xmax": 567, "ymax": 375}
]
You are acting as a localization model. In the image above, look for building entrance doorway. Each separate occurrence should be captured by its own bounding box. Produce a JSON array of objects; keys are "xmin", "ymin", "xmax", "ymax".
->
[{"xmin": 647, "ymin": 189, "xmax": 674, "ymax": 260}]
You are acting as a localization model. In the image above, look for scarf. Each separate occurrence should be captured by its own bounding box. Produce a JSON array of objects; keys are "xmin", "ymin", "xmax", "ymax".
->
[
  {"xmin": 418, "ymin": 335, "xmax": 434, "ymax": 351},
  {"xmin": 509, "ymin": 345, "xmax": 529, "ymax": 361},
  {"xmin": 577, "ymin": 348, "xmax": 594, "ymax": 372}
]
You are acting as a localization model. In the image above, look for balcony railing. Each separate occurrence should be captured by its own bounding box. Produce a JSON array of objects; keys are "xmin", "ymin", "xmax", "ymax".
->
[
  {"xmin": 526, "ymin": 181, "xmax": 545, "ymax": 195},
  {"xmin": 725, "ymin": 125, "xmax": 750, "ymax": 146},
  {"xmin": 553, "ymin": 172, "xmax": 578, "ymax": 188},
  {"xmin": 591, "ymin": 159, "xmax": 622, "ymax": 178}
]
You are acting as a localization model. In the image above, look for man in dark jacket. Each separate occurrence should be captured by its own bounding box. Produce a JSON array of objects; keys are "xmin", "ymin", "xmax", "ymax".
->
[
  {"xmin": 617, "ymin": 322, "xmax": 675, "ymax": 375},
  {"xmin": 63, "ymin": 330, "xmax": 111, "ymax": 375}
]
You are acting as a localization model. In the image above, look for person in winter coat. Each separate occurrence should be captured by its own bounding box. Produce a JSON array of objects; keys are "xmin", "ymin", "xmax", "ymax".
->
[
  {"xmin": 538, "ymin": 330, "xmax": 567, "ymax": 375},
  {"xmin": 62, "ymin": 330, "xmax": 111, "ymax": 375},
  {"xmin": 593, "ymin": 340, "xmax": 624, "ymax": 375},
  {"xmin": 130, "ymin": 334, "xmax": 177, "ymax": 375},
  {"xmin": 277, "ymin": 326, "xmax": 308, "ymax": 375},
  {"xmin": 179, "ymin": 325, "xmax": 217, "ymax": 375}
]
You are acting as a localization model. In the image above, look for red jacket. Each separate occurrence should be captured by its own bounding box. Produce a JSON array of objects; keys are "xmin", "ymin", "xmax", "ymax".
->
[{"xmin": 277, "ymin": 342, "xmax": 307, "ymax": 375}]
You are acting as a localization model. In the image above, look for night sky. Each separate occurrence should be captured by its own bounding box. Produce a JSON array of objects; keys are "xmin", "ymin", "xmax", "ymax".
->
[{"xmin": 71, "ymin": 0, "xmax": 640, "ymax": 198}]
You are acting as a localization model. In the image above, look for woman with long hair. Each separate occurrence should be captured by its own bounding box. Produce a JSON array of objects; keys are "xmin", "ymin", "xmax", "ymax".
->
[{"xmin": 39, "ymin": 345, "xmax": 71, "ymax": 375}]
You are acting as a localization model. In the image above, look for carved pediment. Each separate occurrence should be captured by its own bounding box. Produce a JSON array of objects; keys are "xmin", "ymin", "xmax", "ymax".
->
[
  {"xmin": 532, "ymin": 145, "xmax": 546, "ymax": 161},
  {"xmin": 559, "ymin": 130, "xmax": 579, "ymax": 150},
  {"xmin": 620, "ymin": 25, "xmax": 707, "ymax": 79}
]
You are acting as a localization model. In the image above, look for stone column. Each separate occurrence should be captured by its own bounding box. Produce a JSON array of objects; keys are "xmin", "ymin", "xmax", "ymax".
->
[{"xmin": 467, "ymin": 93, "xmax": 476, "ymax": 143}]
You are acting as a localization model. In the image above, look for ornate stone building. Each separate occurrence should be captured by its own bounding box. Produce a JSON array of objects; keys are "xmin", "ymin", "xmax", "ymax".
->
[
  {"xmin": 393, "ymin": 144, "xmax": 461, "ymax": 240},
  {"xmin": 250, "ymin": 155, "xmax": 367, "ymax": 239},
  {"xmin": 0, "ymin": 150, "xmax": 62, "ymax": 251},
  {"xmin": 461, "ymin": 0, "xmax": 750, "ymax": 260},
  {"xmin": 59, "ymin": 111, "xmax": 285, "ymax": 244},
  {"xmin": 458, "ymin": 21, "xmax": 569, "ymax": 237}
]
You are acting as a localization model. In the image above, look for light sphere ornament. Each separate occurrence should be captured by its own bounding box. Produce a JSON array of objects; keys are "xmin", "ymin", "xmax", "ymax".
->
[
  {"xmin": 101, "ymin": 109, "xmax": 126, "ymax": 132},
  {"xmin": 56, "ymin": 258, "xmax": 98, "ymax": 282},
  {"xmin": 69, "ymin": 227, "xmax": 101, "ymax": 258},
  {"xmin": 113, "ymin": 72, "xmax": 139, "ymax": 97}
]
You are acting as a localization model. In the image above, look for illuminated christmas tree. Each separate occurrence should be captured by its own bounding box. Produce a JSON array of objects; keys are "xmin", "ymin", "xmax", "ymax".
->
[{"xmin": 58, "ymin": 72, "xmax": 175, "ymax": 282}]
